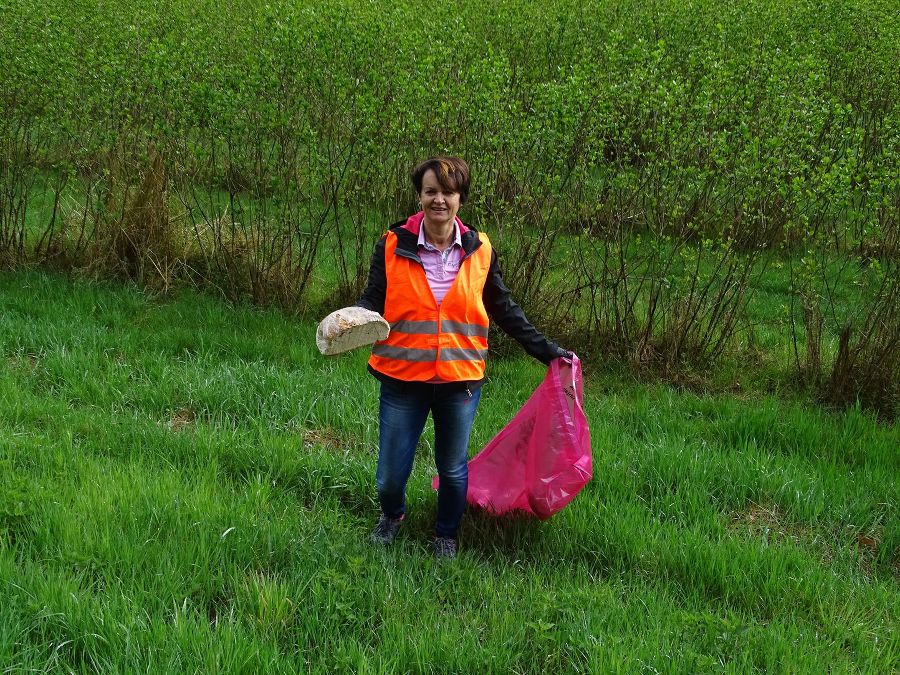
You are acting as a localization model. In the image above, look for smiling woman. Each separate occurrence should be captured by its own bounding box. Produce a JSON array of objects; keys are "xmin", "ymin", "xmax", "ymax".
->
[
  {"xmin": 413, "ymin": 157, "xmax": 468, "ymax": 251},
  {"xmin": 354, "ymin": 156, "xmax": 572, "ymax": 559}
]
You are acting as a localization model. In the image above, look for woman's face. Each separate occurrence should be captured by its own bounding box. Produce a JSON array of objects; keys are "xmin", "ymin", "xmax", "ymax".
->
[{"xmin": 419, "ymin": 169, "xmax": 461, "ymax": 228}]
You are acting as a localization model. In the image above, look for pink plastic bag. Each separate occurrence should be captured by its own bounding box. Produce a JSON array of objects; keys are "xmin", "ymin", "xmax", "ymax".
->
[{"xmin": 433, "ymin": 356, "xmax": 592, "ymax": 519}]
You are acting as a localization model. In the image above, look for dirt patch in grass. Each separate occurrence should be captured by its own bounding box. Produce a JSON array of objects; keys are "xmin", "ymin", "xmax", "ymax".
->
[
  {"xmin": 727, "ymin": 501, "xmax": 896, "ymax": 581},
  {"xmin": 300, "ymin": 426, "xmax": 350, "ymax": 453},
  {"xmin": 848, "ymin": 527, "xmax": 899, "ymax": 582},
  {"xmin": 6, "ymin": 354, "xmax": 39, "ymax": 373},
  {"xmin": 166, "ymin": 407, "xmax": 196, "ymax": 431},
  {"xmin": 728, "ymin": 502, "xmax": 805, "ymax": 546}
]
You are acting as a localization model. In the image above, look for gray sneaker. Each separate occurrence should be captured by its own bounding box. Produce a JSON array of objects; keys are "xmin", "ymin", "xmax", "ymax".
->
[
  {"xmin": 371, "ymin": 514, "xmax": 403, "ymax": 545},
  {"xmin": 433, "ymin": 536, "xmax": 458, "ymax": 559}
]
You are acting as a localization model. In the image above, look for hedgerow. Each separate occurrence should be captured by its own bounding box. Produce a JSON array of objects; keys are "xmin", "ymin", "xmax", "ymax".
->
[{"xmin": 1, "ymin": 0, "xmax": 897, "ymax": 415}]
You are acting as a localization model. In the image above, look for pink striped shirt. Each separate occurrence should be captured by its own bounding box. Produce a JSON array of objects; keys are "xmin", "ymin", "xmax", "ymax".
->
[{"xmin": 417, "ymin": 219, "xmax": 463, "ymax": 305}]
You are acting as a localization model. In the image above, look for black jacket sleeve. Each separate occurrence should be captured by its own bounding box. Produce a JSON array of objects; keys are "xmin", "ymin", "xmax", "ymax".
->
[
  {"xmin": 482, "ymin": 249, "xmax": 566, "ymax": 365},
  {"xmin": 355, "ymin": 236, "xmax": 387, "ymax": 314}
]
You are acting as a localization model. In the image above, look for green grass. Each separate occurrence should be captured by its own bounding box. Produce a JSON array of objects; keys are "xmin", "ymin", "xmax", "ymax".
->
[{"xmin": 1, "ymin": 269, "xmax": 897, "ymax": 672}]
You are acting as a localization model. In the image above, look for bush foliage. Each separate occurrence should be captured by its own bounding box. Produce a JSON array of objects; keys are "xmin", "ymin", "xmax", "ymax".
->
[{"xmin": 1, "ymin": 0, "xmax": 897, "ymax": 415}]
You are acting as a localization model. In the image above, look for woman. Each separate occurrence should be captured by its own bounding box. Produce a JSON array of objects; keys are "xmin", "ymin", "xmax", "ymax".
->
[{"xmin": 356, "ymin": 156, "xmax": 569, "ymax": 559}]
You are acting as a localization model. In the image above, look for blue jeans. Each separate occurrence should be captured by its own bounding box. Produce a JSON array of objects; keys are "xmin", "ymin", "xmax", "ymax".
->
[{"xmin": 376, "ymin": 380, "xmax": 482, "ymax": 538}]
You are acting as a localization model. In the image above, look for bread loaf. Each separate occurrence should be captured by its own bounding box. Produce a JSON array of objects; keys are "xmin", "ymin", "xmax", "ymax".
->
[{"xmin": 316, "ymin": 306, "xmax": 390, "ymax": 355}]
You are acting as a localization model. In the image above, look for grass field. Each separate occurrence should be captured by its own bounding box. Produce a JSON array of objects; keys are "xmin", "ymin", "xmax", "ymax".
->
[{"xmin": 0, "ymin": 269, "xmax": 896, "ymax": 672}]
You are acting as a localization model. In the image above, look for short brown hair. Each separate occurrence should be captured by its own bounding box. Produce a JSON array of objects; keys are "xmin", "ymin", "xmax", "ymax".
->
[{"xmin": 411, "ymin": 156, "xmax": 470, "ymax": 204}]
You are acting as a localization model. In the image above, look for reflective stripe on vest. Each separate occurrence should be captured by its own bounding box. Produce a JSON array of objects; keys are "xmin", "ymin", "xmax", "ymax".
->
[
  {"xmin": 372, "ymin": 344, "xmax": 489, "ymax": 362},
  {"xmin": 368, "ymin": 230, "xmax": 492, "ymax": 382},
  {"xmin": 389, "ymin": 319, "xmax": 489, "ymax": 339}
]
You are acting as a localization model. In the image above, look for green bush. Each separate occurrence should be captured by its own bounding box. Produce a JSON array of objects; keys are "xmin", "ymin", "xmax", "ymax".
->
[{"xmin": 1, "ymin": 0, "xmax": 897, "ymax": 415}]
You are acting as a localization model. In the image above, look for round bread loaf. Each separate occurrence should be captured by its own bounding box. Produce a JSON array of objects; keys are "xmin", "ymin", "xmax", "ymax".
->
[{"xmin": 316, "ymin": 306, "xmax": 390, "ymax": 355}]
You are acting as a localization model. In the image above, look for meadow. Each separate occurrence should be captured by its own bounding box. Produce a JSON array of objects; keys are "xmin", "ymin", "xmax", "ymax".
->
[{"xmin": 0, "ymin": 269, "xmax": 897, "ymax": 672}]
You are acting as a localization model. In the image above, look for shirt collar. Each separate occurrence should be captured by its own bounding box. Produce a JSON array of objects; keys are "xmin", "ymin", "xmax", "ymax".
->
[{"xmin": 418, "ymin": 217, "xmax": 462, "ymax": 251}]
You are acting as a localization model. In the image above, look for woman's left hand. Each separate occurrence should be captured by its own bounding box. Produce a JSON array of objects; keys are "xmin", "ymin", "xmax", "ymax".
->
[{"xmin": 555, "ymin": 347, "xmax": 575, "ymax": 361}]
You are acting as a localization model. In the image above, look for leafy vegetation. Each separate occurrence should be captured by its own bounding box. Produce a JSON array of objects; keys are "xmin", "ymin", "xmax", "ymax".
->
[{"xmin": 2, "ymin": 0, "xmax": 898, "ymax": 414}]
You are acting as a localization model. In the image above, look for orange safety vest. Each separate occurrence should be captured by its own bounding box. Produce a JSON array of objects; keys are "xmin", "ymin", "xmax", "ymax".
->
[{"xmin": 368, "ymin": 230, "xmax": 492, "ymax": 382}]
